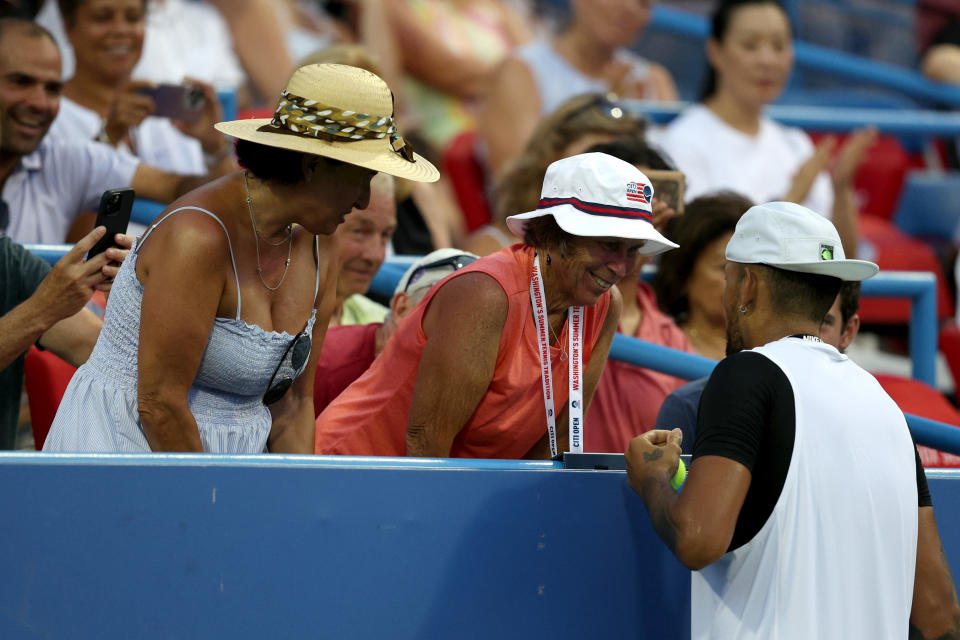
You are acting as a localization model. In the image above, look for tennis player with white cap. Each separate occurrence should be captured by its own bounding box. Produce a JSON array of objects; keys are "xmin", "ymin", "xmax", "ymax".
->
[
  {"xmin": 316, "ymin": 152, "xmax": 678, "ymax": 458},
  {"xmin": 625, "ymin": 201, "xmax": 959, "ymax": 639}
]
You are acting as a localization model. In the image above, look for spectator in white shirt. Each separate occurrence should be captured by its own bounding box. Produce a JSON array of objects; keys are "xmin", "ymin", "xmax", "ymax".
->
[
  {"xmin": 0, "ymin": 17, "xmax": 218, "ymax": 243},
  {"xmin": 650, "ymin": 0, "xmax": 874, "ymax": 257}
]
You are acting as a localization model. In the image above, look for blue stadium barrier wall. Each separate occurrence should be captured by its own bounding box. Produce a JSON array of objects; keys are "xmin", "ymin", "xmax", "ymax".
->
[{"xmin": 0, "ymin": 454, "xmax": 957, "ymax": 639}]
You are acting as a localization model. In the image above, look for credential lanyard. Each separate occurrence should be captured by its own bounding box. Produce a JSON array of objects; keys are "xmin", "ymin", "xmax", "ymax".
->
[{"xmin": 530, "ymin": 251, "xmax": 585, "ymax": 457}]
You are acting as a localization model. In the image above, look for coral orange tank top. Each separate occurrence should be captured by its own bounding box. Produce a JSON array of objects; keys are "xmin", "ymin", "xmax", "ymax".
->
[{"xmin": 315, "ymin": 244, "xmax": 611, "ymax": 458}]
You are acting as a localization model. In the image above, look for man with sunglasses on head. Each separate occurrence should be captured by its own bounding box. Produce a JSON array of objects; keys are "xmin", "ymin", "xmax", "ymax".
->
[{"xmin": 314, "ymin": 249, "xmax": 478, "ymax": 416}]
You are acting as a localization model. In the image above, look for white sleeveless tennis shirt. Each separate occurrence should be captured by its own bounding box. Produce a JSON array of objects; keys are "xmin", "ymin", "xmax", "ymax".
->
[{"xmin": 692, "ymin": 338, "xmax": 918, "ymax": 639}]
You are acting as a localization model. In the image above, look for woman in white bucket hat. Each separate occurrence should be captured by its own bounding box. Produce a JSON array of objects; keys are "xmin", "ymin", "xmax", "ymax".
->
[
  {"xmin": 316, "ymin": 152, "xmax": 678, "ymax": 459},
  {"xmin": 45, "ymin": 64, "xmax": 438, "ymax": 455}
]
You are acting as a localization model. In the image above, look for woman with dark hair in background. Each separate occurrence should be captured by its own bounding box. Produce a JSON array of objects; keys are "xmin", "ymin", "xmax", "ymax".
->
[
  {"xmin": 44, "ymin": 64, "xmax": 438, "ymax": 454},
  {"xmin": 654, "ymin": 192, "xmax": 753, "ymax": 361},
  {"xmin": 651, "ymin": 0, "xmax": 873, "ymax": 257}
]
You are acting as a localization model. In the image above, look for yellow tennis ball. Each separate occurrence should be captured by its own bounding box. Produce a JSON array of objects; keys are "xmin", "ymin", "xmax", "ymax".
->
[{"xmin": 671, "ymin": 458, "xmax": 687, "ymax": 491}]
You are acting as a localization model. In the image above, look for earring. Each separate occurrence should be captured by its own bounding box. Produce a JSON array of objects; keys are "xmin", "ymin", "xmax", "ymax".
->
[
  {"xmin": 546, "ymin": 253, "xmax": 552, "ymax": 266},
  {"xmin": 739, "ymin": 305, "xmax": 747, "ymax": 314}
]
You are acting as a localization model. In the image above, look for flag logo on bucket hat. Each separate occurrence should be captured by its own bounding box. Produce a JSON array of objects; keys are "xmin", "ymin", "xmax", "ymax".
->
[
  {"xmin": 725, "ymin": 201, "xmax": 878, "ymax": 281},
  {"xmin": 215, "ymin": 64, "xmax": 439, "ymax": 183},
  {"xmin": 626, "ymin": 181, "xmax": 652, "ymax": 204},
  {"xmin": 505, "ymin": 153, "xmax": 679, "ymax": 257}
]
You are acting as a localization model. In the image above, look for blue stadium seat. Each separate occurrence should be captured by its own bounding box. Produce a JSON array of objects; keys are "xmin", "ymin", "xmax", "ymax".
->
[
  {"xmin": 892, "ymin": 170, "xmax": 960, "ymax": 239},
  {"xmin": 130, "ymin": 198, "xmax": 165, "ymax": 226}
]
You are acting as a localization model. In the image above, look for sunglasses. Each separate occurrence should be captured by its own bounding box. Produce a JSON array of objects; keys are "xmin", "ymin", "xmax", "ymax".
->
[
  {"xmin": 405, "ymin": 254, "xmax": 479, "ymax": 292},
  {"xmin": 263, "ymin": 330, "xmax": 312, "ymax": 405},
  {"xmin": 565, "ymin": 94, "xmax": 630, "ymax": 124}
]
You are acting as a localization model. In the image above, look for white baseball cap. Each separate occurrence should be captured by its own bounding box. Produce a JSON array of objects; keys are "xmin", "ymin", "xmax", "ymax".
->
[
  {"xmin": 505, "ymin": 152, "xmax": 679, "ymax": 257},
  {"xmin": 394, "ymin": 248, "xmax": 480, "ymax": 301},
  {"xmin": 725, "ymin": 201, "xmax": 878, "ymax": 281}
]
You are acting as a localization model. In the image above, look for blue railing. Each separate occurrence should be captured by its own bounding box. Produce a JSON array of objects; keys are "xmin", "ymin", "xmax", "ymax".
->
[
  {"xmin": 609, "ymin": 329, "xmax": 960, "ymax": 456},
  {"xmin": 629, "ymin": 100, "xmax": 960, "ymax": 137},
  {"xmin": 24, "ymin": 248, "xmax": 939, "ymax": 386},
  {"xmin": 373, "ymin": 262, "xmax": 941, "ymax": 387},
  {"xmin": 650, "ymin": 5, "xmax": 960, "ymax": 107},
  {"xmin": 863, "ymin": 271, "xmax": 939, "ymax": 385},
  {"xmin": 24, "ymin": 244, "xmax": 72, "ymax": 263}
]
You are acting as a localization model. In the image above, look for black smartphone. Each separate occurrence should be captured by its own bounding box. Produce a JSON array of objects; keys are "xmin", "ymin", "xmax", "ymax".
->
[{"xmin": 87, "ymin": 188, "xmax": 134, "ymax": 261}]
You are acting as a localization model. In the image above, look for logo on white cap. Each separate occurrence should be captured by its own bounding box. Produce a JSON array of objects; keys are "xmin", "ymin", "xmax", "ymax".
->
[{"xmin": 626, "ymin": 181, "xmax": 651, "ymax": 204}]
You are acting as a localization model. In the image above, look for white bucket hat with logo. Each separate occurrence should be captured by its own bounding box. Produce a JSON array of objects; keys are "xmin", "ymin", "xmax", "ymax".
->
[
  {"xmin": 725, "ymin": 201, "xmax": 878, "ymax": 281},
  {"xmin": 505, "ymin": 152, "xmax": 679, "ymax": 257},
  {"xmin": 215, "ymin": 64, "xmax": 439, "ymax": 183}
]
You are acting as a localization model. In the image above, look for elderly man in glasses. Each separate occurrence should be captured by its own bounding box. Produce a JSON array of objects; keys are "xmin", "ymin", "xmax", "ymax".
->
[
  {"xmin": 314, "ymin": 248, "xmax": 478, "ymax": 416},
  {"xmin": 328, "ymin": 173, "xmax": 398, "ymax": 327}
]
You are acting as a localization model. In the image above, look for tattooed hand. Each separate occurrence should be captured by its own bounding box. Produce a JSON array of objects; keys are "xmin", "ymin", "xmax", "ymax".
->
[{"xmin": 625, "ymin": 428, "xmax": 683, "ymax": 497}]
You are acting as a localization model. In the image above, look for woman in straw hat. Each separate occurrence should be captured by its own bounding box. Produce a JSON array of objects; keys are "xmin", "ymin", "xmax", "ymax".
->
[
  {"xmin": 316, "ymin": 152, "xmax": 677, "ymax": 459},
  {"xmin": 44, "ymin": 64, "xmax": 438, "ymax": 454}
]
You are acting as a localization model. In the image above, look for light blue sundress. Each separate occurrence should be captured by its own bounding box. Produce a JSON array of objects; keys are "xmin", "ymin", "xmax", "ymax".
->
[{"xmin": 43, "ymin": 206, "xmax": 320, "ymax": 453}]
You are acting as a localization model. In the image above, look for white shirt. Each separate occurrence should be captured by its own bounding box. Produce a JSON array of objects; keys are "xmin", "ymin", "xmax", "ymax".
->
[
  {"xmin": 514, "ymin": 39, "xmax": 656, "ymax": 117},
  {"xmin": 48, "ymin": 96, "xmax": 205, "ymax": 176},
  {"xmin": 692, "ymin": 338, "xmax": 918, "ymax": 639},
  {"xmin": 1, "ymin": 137, "xmax": 139, "ymax": 244},
  {"xmin": 650, "ymin": 104, "xmax": 834, "ymax": 217},
  {"xmin": 37, "ymin": 0, "xmax": 245, "ymax": 90}
]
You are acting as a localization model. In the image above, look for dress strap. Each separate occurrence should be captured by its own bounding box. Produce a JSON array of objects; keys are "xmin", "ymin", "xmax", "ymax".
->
[
  {"xmin": 313, "ymin": 235, "xmax": 321, "ymax": 305},
  {"xmin": 136, "ymin": 206, "xmax": 244, "ymax": 321}
]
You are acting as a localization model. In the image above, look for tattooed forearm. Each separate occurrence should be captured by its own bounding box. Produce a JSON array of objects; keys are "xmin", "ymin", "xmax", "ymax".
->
[
  {"xmin": 640, "ymin": 474, "xmax": 680, "ymax": 555},
  {"xmin": 939, "ymin": 543, "xmax": 960, "ymax": 607}
]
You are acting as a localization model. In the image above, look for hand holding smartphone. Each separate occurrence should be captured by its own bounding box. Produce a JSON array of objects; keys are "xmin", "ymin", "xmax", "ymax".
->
[
  {"xmin": 136, "ymin": 83, "xmax": 207, "ymax": 123},
  {"xmin": 87, "ymin": 188, "xmax": 134, "ymax": 261}
]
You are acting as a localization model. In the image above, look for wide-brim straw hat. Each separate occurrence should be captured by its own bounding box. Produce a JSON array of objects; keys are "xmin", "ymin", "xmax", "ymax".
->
[
  {"xmin": 215, "ymin": 64, "xmax": 439, "ymax": 183},
  {"xmin": 506, "ymin": 152, "xmax": 679, "ymax": 257}
]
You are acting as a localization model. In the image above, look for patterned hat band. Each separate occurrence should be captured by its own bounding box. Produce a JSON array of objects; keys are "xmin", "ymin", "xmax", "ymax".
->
[{"xmin": 255, "ymin": 90, "xmax": 415, "ymax": 162}]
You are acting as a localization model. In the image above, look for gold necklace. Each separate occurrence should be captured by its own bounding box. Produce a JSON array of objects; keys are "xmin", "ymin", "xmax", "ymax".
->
[
  {"xmin": 549, "ymin": 318, "xmax": 568, "ymax": 362},
  {"xmin": 243, "ymin": 171, "xmax": 293, "ymax": 291}
]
